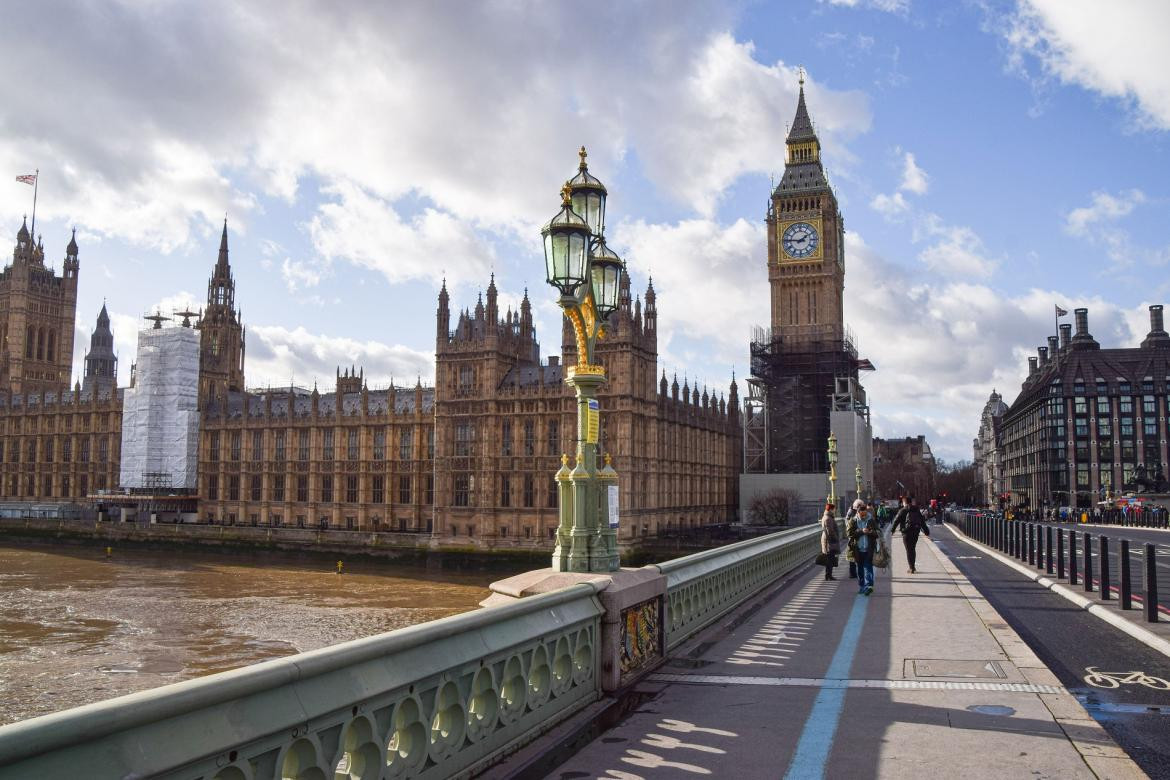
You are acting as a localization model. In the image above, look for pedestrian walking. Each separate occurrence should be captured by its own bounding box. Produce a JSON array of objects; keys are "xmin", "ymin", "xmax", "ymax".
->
[
  {"xmin": 847, "ymin": 502, "xmax": 879, "ymax": 595},
  {"xmin": 892, "ymin": 496, "xmax": 930, "ymax": 573},
  {"xmin": 844, "ymin": 499, "xmax": 866, "ymax": 579},
  {"xmin": 819, "ymin": 502, "xmax": 839, "ymax": 581}
]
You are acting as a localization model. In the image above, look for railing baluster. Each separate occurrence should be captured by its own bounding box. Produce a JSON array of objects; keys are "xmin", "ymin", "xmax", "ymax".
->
[
  {"xmin": 1083, "ymin": 532, "xmax": 1094, "ymax": 593},
  {"xmin": 1099, "ymin": 535, "xmax": 1110, "ymax": 601},
  {"xmin": 1120, "ymin": 539, "xmax": 1131, "ymax": 610},
  {"xmin": 1146, "ymin": 543, "xmax": 1159, "ymax": 623},
  {"xmin": 1045, "ymin": 526, "xmax": 1054, "ymax": 575},
  {"xmin": 1057, "ymin": 529, "xmax": 1065, "ymax": 580}
]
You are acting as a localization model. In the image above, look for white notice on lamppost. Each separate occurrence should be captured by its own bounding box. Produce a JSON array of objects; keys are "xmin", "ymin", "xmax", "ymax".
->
[{"xmin": 608, "ymin": 485, "xmax": 619, "ymax": 529}]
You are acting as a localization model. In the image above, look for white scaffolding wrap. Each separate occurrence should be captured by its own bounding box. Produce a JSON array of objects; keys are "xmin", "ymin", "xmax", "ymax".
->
[{"xmin": 119, "ymin": 327, "xmax": 201, "ymax": 490}]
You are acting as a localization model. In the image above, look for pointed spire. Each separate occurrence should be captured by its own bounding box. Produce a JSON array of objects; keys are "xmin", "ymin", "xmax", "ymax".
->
[
  {"xmin": 216, "ymin": 219, "xmax": 230, "ymax": 272},
  {"xmin": 66, "ymin": 227, "xmax": 78, "ymax": 256},
  {"xmin": 787, "ymin": 69, "xmax": 817, "ymax": 143},
  {"xmin": 16, "ymin": 216, "xmax": 29, "ymax": 243}
]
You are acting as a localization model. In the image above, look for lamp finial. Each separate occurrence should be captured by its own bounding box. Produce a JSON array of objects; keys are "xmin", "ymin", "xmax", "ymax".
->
[{"xmin": 579, "ymin": 145, "xmax": 588, "ymax": 170}]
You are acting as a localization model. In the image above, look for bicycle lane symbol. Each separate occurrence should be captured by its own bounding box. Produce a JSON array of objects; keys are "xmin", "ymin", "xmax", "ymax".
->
[{"xmin": 1084, "ymin": 667, "xmax": 1170, "ymax": 690}]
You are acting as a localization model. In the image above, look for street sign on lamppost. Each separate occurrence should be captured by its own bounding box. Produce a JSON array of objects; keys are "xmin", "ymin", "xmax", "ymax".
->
[
  {"xmin": 542, "ymin": 147, "xmax": 626, "ymax": 573},
  {"xmin": 827, "ymin": 433, "xmax": 838, "ymax": 507}
]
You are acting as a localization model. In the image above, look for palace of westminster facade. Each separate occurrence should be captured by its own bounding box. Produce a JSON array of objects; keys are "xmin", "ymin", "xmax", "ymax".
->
[
  {"xmin": 0, "ymin": 207, "xmax": 742, "ymax": 548},
  {"xmin": 0, "ymin": 85, "xmax": 876, "ymax": 546}
]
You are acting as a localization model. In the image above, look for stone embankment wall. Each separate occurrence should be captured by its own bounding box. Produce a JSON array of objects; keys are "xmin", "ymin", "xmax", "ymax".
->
[{"xmin": 0, "ymin": 517, "xmax": 548, "ymax": 567}]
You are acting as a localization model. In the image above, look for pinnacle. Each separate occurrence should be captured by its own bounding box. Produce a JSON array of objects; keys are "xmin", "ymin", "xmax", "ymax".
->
[{"xmin": 786, "ymin": 75, "xmax": 817, "ymax": 143}]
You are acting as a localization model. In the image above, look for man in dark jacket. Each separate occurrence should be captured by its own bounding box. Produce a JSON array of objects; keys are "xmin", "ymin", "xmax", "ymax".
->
[{"xmin": 892, "ymin": 496, "xmax": 930, "ymax": 573}]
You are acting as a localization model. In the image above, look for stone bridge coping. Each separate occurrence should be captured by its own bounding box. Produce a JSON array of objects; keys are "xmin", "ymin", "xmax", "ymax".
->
[{"xmin": 0, "ymin": 581, "xmax": 605, "ymax": 766}]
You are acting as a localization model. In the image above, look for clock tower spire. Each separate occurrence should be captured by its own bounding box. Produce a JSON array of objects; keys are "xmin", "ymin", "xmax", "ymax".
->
[
  {"xmin": 768, "ymin": 74, "xmax": 844, "ymax": 344},
  {"xmin": 746, "ymin": 75, "xmax": 866, "ymax": 475}
]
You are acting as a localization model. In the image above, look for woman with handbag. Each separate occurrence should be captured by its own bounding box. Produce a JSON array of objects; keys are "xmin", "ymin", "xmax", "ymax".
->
[{"xmin": 819, "ymin": 502, "xmax": 839, "ymax": 580}]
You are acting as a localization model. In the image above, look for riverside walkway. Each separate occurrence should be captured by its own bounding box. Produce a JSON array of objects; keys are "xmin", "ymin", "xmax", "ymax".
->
[{"xmin": 532, "ymin": 535, "xmax": 1144, "ymax": 779}]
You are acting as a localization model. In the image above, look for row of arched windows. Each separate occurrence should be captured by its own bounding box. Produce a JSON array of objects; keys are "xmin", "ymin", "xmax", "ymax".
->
[
  {"xmin": 779, "ymin": 197, "xmax": 823, "ymax": 213},
  {"xmin": 24, "ymin": 326, "xmax": 57, "ymax": 363}
]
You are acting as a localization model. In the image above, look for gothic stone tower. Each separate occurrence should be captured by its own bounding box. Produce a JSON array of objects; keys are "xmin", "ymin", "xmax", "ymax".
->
[
  {"xmin": 751, "ymin": 77, "xmax": 858, "ymax": 473},
  {"xmin": 197, "ymin": 221, "xmax": 245, "ymax": 404},
  {"xmin": 0, "ymin": 219, "xmax": 79, "ymax": 395},
  {"xmin": 768, "ymin": 77, "xmax": 845, "ymax": 341},
  {"xmin": 82, "ymin": 302, "xmax": 117, "ymax": 396}
]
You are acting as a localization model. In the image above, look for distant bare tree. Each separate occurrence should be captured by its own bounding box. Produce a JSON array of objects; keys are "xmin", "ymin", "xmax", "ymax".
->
[{"xmin": 748, "ymin": 488, "xmax": 801, "ymax": 526}]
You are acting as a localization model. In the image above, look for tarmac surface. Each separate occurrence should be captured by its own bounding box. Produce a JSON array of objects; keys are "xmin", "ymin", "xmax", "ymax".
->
[{"xmin": 541, "ymin": 530, "xmax": 1142, "ymax": 779}]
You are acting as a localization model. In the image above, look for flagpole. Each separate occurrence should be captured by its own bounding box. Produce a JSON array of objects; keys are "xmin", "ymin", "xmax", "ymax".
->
[{"xmin": 29, "ymin": 168, "xmax": 38, "ymax": 243}]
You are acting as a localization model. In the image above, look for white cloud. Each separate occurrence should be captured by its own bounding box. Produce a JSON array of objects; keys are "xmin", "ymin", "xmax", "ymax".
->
[
  {"xmin": 307, "ymin": 182, "xmax": 495, "ymax": 290},
  {"xmin": 1063, "ymin": 189, "xmax": 1151, "ymax": 267},
  {"xmin": 0, "ymin": 5, "xmax": 872, "ymax": 257},
  {"xmin": 845, "ymin": 231, "xmax": 1155, "ymax": 461},
  {"xmin": 869, "ymin": 149, "xmax": 995, "ymax": 278},
  {"xmin": 821, "ymin": 0, "xmax": 910, "ymax": 12},
  {"xmin": 868, "ymin": 147, "xmax": 926, "ymax": 218},
  {"xmin": 1002, "ymin": 0, "xmax": 1170, "ymax": 130},
  {"xmin": 280, "ymin": 257, "xmax": 327, "ymax": 293},
  {"xmin": 917, "ymin": 222, "xmax": 997, "ymax": 278},
  {"xmin": 615, "ymin": 217, "xmax": 766, "ymax": 370},
  {"xmin": 247, "ymin": 325, "xmax": 434, "ymax": 390},
  {"xmin": 1064, "ymin": 189, "xmax": 1145, "ymax": 237},
  {"xmin": 899, "ymin": 151, "xmax": 929, "ymax": 194},
  {"xmin": 869, "ymin": 191, "xmax": 909, "ymax": 218}
]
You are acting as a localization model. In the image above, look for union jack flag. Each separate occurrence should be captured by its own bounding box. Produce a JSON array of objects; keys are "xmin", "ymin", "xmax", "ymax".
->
[{"xmin": 15, "ymin": 174, "xmax": 36, "ymax": 185}]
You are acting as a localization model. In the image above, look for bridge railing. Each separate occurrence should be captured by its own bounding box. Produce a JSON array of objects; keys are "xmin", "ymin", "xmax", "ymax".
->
[
  {"xmin": 656, "ymin": 522, "xmax": 823, "ymax": 650},
  {"xmin": 0, "ymin": 583, "xmax": 604, "ymax": 780},
  {"xmin": 948, "ymin": 510, "xmax": 1162, "ymax": 623},
  {"xmin": 0, "ymin": 522, "xmax": 829, "ymax": 779}
]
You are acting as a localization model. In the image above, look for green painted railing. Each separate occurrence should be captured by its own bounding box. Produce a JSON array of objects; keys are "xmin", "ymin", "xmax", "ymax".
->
[
  {"xmin": 0, "ymin": 583, "xmax": 603, "ymax": 780},
  {"xmin": 0, "ymin": 523, "xmax": 829, "ymax": 778},
  {"xmin": 657, "ymin": 522, "xmax": 824, "ymax": 650}
]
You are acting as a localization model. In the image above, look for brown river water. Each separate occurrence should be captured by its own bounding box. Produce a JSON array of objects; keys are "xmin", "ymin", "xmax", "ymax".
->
[{"xmin": 0, "ymin": 543, "xmax": 510, "ymax": 726}]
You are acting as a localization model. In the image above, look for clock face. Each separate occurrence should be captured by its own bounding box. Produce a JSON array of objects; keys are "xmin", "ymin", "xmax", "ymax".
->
[{"xmin": 782, "ymin": 221, "xmax": 819, "ymax": 259}]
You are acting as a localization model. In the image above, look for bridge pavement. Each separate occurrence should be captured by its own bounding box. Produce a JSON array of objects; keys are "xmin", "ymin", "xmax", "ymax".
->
[{"xmin": 539, "ymin": 534, "xmax": 1145, "ymax": 779}]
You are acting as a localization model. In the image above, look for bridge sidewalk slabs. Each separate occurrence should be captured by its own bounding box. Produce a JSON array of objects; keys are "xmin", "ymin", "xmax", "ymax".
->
[
  {"xmin": 537, "ymin": 536, "xmax": 1145, "ymax": 779},
  {"xmin": 948, "ymin": 521, "xmax": 1170, "ymax": 660}
]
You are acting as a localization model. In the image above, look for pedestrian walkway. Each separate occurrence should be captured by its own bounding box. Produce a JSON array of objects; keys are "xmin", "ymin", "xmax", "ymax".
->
[{"xmin": 541, "ymin": 533, "xmax": 1145, "ymax": 779}]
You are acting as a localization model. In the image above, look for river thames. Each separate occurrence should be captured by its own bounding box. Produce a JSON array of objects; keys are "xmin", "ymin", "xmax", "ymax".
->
[{"xmin": 0, "ymin": 543, "xmax": 513, "ymax": 726}]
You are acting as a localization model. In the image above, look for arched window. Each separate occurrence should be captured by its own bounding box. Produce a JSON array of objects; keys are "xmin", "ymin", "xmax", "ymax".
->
[
  {"xmin": 47, "ymin": 330, "xmax": 55, "ymax": 363},
  {"xmin": 25, "ymin": 326, "xmax": 34, "ymax": 359},
  {"xmin": 36, "ymin": 328, "xmax": 44, "ymax": 360}
]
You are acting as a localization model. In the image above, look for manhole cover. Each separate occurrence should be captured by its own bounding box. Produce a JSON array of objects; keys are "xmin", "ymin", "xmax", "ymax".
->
[
  {"xmin": 968, "ymin": 704, "xmax": 1015, "ymax": 716},
  {"xmin": 909, "ymin": 659, "xmax": 1007, "ymax": 679}
]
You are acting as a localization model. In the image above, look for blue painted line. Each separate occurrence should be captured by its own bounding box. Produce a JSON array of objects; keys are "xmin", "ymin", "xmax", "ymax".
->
[{"xmin": 782, "ymin": 592, "xmax": 870, "ymax": 780}]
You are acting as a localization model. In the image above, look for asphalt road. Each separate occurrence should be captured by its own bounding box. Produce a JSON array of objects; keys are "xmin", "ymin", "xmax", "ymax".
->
[{"xmin": 931, "ymin": 523, "xmax": 1170, "ymax": 777}]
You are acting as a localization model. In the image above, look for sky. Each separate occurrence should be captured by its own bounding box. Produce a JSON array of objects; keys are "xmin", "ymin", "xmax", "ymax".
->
[{"xmin": 1, "ymin": 0, "xmax": 1168, "ymax": 463}]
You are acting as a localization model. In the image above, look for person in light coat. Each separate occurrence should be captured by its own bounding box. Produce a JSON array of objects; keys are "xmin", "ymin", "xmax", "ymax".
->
[{"xmin": 820, "ymin": 502, "xmax": 840, "ymax": 581}]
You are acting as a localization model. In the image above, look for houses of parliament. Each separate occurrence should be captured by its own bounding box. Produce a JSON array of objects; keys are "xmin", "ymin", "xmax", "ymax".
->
[
  {"xmin": 0, "ymin": 202, "xmax": 742, "ymax": 550},
  {"xmin": 0, "ymin": 83, "xmax": 867, "ymax": 548}
]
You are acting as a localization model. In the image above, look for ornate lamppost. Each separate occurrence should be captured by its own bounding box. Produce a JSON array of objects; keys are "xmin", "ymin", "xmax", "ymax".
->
[
  {"xmin": 855, "ymin": 464, "xmax": 863, "ymax": 504},
  {"xmin": 827, "ymin": 432, "xmax": 839, "ymax": 508},
  {"xmin": 542, "ymin": 147, "xmax": 626, "ymax": 573}
]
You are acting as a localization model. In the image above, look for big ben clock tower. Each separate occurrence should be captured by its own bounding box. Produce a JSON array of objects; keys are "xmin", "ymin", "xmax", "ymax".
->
[
  {"xmin": 747, "ymin": 73, "xmax": 867, "ymax": 476},
  {"xmin": 768, "ymin": 71, "xmax": 845, "ymax": 343}
]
